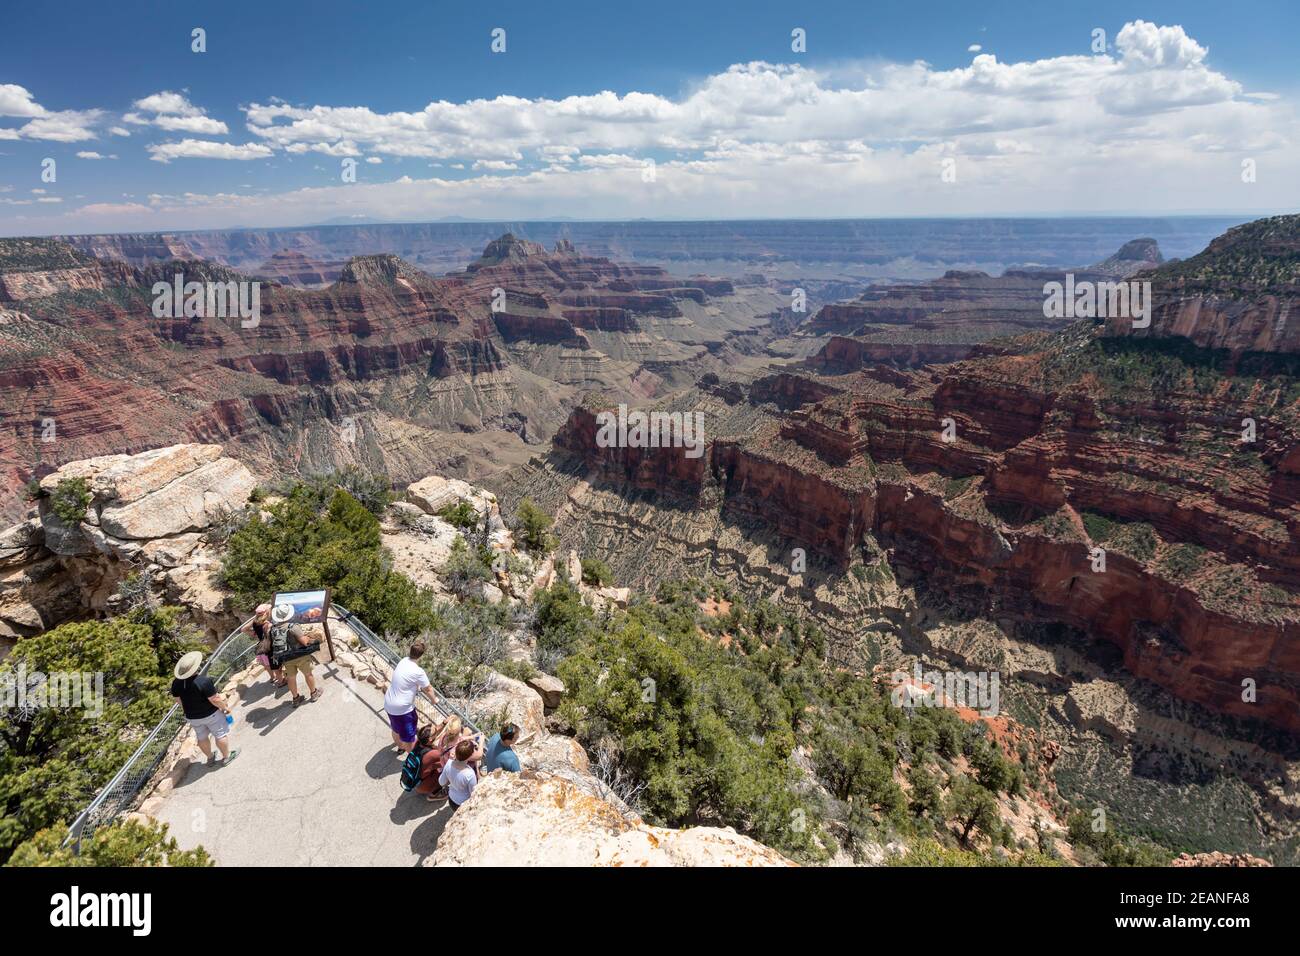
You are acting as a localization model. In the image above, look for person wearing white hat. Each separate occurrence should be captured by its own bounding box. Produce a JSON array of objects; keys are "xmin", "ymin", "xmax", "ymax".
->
[
  {"xmin": 269, "ymin": 603, "xmax": 323, "ymax": 707},
  {"xmin": 171, "ymin": 651, "xmax": 239, "ymax": 767}
]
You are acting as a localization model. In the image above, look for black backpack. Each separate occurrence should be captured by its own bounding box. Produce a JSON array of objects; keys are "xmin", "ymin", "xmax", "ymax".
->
[
  {"xmin": 400, "ymin": 746, "xmax": 430, "ymax": 792},
  {"xmin": 271, "ymin": 623, "xmax": 318, "ymax": 663}
]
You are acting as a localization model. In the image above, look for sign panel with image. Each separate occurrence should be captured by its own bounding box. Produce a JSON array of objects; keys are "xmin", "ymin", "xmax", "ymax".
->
[
  {"xmin": 270, "ymin": 589, "xmax": 334, "ymax": 659},
  {"xmin": 270, "ymin": 589, "xmax": 329, "ymax": 626}
]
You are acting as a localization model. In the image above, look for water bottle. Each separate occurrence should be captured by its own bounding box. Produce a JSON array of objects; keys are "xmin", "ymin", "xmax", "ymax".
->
[{"xmin": 226, "ymin": 712, "xmax": 234, "ymax": 727}]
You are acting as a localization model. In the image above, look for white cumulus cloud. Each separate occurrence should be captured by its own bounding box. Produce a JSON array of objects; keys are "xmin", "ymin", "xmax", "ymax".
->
[
  {"xmin": 147, "ymin": 139, "xmax": 274, "ymax": 163},
  {"xmin": 127, "ymin": 91, "xmax": 229, "ymax": 135}
]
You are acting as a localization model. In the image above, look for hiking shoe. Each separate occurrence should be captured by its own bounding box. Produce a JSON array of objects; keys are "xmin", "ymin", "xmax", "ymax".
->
[
  {"xmin": 292, "ymin": 695, "xmax": 305, "ymax": 708},
  {"xmin": 222, "ymin": 749, "xmax": 240, "ymax": 766},
  {"xmin": 308, "ymin": 688, "xmax": 322, "ymax": 703}
]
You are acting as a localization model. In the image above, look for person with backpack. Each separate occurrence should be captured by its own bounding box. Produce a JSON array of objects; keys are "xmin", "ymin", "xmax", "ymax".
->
[
  {"xmin": 437, "ymin": 738, "xmax": 480, "ymax": 811},
  {"xmin": 399, "ymin": 724, "xmax": 443, "ymax": 798},
  {"xmin": 270, "ymin": 603, "xmax": 322, "ymax": 707},
  {"xmin": 242, "ymin": 603, "xmax": 284, "ymax": 688},
  {"xmin": 171, "ymin": 651, "xmax": 239, "ymax": 767},
  {"xmin": 383, "ymin": 639, "xmax": 440, "ymax": 759}
]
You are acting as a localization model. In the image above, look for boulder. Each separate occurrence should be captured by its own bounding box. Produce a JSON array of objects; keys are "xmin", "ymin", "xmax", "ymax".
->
[
  {"xmin": 140, "ymin": 532, "xmax": 203, "ymax": 568},
  {"xmin": 598, "ymin": 586, "xmax": 630, "ymax": 606},
  {"xmin": 525, "ymin": 672, "xmax": 565, "ymax": 710},
  {"xmin": 386, "ymin": 500, "xmax": 424, "ymax": 519},
  {"xmin": 529, "ymin": 556, "xmax": 556, "ymax": 596},
  {"xmin": 475, "ymin": 671, "xmax": 546, "ymax": 740},
  {"xmin": 38, "ymin": 509, "xmax": 93, "ymax": 557},
  {"xmin": 520, "ymin": 734, "xmax": 589, "ymax": 776},
  {"xmin": 428, "ymin": 774, "xmax": 793, "ymax": 867},
  {"xmin": 99, "ymin": 458, "xmax": 256, "ymax": 540},
  {"xmin": 406, "ymin": 475, "xmax": 475, "ymax": 516},
  {"xmin": 87, "ymin": 444, "xmax": 224, "ymax": 504},
  {"xmin": 0, "ymin": 518, "xmax": 43, "ymax": 567}
]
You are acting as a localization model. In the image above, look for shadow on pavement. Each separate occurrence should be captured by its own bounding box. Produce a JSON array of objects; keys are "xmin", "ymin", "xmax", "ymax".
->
[
  {"xmin": 410, "ymin": 802, "xmax": 453, "ymax": 865},
  {"xmin": 389, "ymin": 789, "xmax": 443, "ymax": 826},
  {"xmin": 242, "ymin": 700, "xmax": 294, "ymax": 736},
  {"xmin": 366, "ymin": 744, "xmax": 405, "ymax": 781}
]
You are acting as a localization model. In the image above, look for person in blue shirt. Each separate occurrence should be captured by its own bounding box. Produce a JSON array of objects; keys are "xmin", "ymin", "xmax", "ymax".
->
[{"xmin": 483, "ymin": 723, "xmax": 522, "ymax": 773}]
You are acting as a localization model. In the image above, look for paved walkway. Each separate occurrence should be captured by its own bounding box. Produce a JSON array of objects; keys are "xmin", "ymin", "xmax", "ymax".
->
[{"xmin": 153, "ymin": 661, "xmax": 452, "ymax": 866}]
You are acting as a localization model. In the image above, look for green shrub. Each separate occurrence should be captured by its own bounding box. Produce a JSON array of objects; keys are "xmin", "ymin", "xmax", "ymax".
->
[
  {"xmin": 8, "ymin": 819, "xmax": 211, "ymax": 867},
  {"xmin": 889, "ymin": 838, "xmax": 1062, "ymax": 867},
  {"xmin": 532, "ymin": 577, "xmax": 594, "ymax": 663},
  {"xmin": 437, "ymin": 500, "xmax": 480, "ymax": 530},
  {"xmin": 0, "ymin": 611, "xmax": 199, "ymax": 862},
  {"xmin": 296, "ymin": 467, "xmax": 393, "ymax": 516},
  {"xmin": 546, "ymin": 585, "xmax": 825, "ymax": 861},
  {"xmin": 945, "ymin": 776, "xmax": 1001, "ymax": 849},
  {"xmin": 514, "ymin": 498, "xmax": 555, "ymax": 554},
  {"xmin": 1066, "ymin": 810, "xmax": 1175, "ymax": 866},
  {"xmin": 221, "ymin": 482, "xmax": 438, "ymax": 638},
  {"xmin": 441, "ymin": 536, "xmax": 494, "ymax": 594},
  {"xmin": 580, "ymin": 557, "xmax": 613, "ymax": 587},
  {"xmin": 49, "ymin": 477, "xmax": 90, "ymax": 523},
  {"xmin": 1159, "ymin": 543, "xmax": 1206, "ymax": 578}
]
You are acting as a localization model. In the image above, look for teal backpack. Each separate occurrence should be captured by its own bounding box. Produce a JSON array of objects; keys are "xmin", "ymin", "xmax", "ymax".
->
[{"xmin": 400, "ymin": 746, "xmax": 429, "ymax": 792}]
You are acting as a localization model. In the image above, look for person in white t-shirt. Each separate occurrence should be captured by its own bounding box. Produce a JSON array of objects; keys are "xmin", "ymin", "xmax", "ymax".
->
[
  {"xmin": 438, "ymin": 738, "xmax": 480, "ymax": 810},
  {"xmin": 383, "ymin": 640, "xmax": 438, "ymax": 760}
]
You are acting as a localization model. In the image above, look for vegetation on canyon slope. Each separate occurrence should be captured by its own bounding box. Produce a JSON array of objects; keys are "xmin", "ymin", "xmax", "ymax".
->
[
  {"xmin": 221, "ymin": 481, "xmax": 438, "ymax": 639},
  {"xmin": 1152, "ymin": 214, "xmax": 1300, "ymax": 292},
  {"xmin": 534, "ymin": 575, "xmax": 1113, "ymax": 865},
  {"xmin": 0, "ymin": 606, "xmax": 203, "ymax": 864}
]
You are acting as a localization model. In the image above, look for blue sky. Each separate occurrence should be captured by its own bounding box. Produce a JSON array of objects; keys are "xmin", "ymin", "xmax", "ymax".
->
[{"xmin": 2, "ymin": 0, "xmax": 1298, "ymax": 234}]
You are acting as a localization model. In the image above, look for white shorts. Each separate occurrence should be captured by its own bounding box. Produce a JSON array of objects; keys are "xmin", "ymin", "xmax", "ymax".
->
[{"xmin": 188, "ymin": 710, "xmax": 229, "ymax": 743}]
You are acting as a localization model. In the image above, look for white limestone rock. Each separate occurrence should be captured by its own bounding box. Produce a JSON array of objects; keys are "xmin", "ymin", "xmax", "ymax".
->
[{"xmin": 428, "ymin": 774, "xmax": 793, "ymax": 868}]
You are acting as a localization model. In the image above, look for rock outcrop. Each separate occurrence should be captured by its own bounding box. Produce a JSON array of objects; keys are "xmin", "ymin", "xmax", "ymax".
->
[
  {"xmin": 0, "ymin": 443, "xmax": 254, "ymax": 648},
  {"xmin": 805, "ymin": 239, "xmax": 1168, "ymax": 370},
  {"xmin": 1108, "ymin": 215, "xmax": 1300, "ymax": 354},
  {"xmin": 428, "ymin": 773, "xmax": 793, "ymax": 867}
]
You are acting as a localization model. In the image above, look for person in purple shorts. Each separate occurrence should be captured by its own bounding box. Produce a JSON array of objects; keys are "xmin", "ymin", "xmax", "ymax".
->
[{"xmin": 383, "ymin": 639, "xmax": 439, "ymax": 759}]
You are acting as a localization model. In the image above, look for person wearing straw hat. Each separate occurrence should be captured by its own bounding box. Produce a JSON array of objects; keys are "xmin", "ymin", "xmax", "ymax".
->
[
  {"xmin": 171, "ymin": 651, "xmax": 239, "ymax": 767},
  {"xmin": 270, "ymin": 602, "xmax": 322, "ymax": 707}
]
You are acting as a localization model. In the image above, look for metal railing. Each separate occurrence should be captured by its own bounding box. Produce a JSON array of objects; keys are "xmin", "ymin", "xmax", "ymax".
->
[
  {"xmin": 62, "ymin": 604, "xmax": 480, "ymax": 852},
  {"xmin": 334, "ymin": 606, "xmax": 482, "ymax": 734},
  {"xmin": 62, "ymin": 612, "xmax": 260, "ymax": 851}
]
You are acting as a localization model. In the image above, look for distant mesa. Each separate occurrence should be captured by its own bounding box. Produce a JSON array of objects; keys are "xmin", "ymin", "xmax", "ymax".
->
[
  {"xmin": 1089, "ymin": 237, "xmax": 1164, "ymax": 277},
  {"xmin": 477, "ymin": 233, "xmax": 548, "ymax": 265}
]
